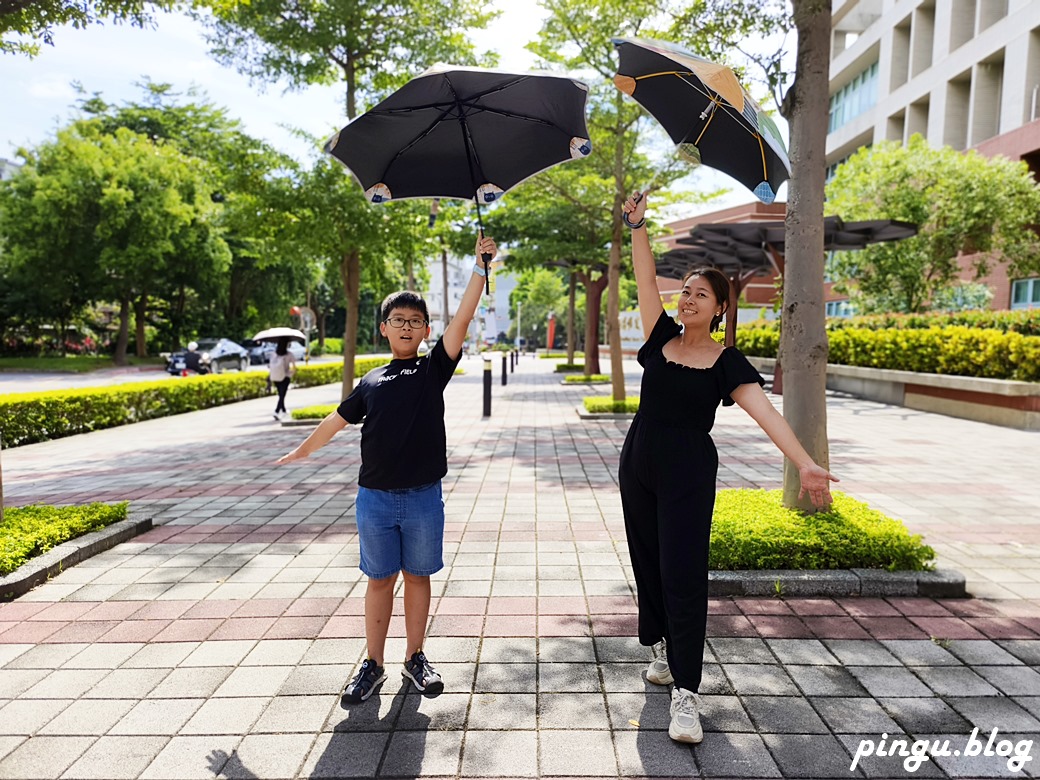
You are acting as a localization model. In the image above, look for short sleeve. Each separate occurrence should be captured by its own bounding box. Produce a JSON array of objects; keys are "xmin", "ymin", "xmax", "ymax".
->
[
  {"xmin": 427, "ymin": 338, "xmax": 463, "ymax": 389},
  {"xmin": 636, "ymin": 311, "xmax": 681, "ymax": 367},
  {"xmin": 718, "ymin": 348, "xmax": 765, "ymax": 407},
  {"xmin": 336, "ymin": 376, "xmax": 368, "ymax": 424}
]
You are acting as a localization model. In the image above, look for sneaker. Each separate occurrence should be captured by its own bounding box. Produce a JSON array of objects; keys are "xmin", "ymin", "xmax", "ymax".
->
[
  {"xmin": 402, "ymin": 650, "xmax": 444, "ymax": 694},
  {"xmin": 646, "ymin": 639, "xmax": 673, "ymax": 685},
  {"xmin": 669, "ymin": 686, "xmax": 703, "ymax": 744},
  {"xmin": 343, "ymin": 658, "xmax": 386, "ymax": 703}
]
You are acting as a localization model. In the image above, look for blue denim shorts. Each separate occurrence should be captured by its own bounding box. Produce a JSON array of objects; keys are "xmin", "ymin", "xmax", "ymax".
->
[{"xmin": 355, "ymin": 481, "xmax": 444, "ymax": 579}]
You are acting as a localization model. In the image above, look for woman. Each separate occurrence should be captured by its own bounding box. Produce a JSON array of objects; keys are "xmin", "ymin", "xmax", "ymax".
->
[
  {"xmin": 269, "ymin": 338, "xmax": 297, "ymax": 419},
  {"xmin": 620, "ymin": 192, "xmax": 838, "ymax": 744}
]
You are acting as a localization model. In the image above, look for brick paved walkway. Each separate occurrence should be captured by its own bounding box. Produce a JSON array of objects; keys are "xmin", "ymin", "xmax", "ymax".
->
[{"xmin": 1, "ymin": 354, "xmax": 1038, "ymax": 778}]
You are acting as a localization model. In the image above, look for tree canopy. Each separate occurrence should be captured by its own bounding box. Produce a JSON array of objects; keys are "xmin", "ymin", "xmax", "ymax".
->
[{"xmin": 826, "ymin": 135, "xmax": 1040, "ymax": 313}]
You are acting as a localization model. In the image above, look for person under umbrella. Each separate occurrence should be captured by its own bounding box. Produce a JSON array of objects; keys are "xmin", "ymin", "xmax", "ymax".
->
[
  {"xmin": 620, "ymin": 191, "xmax": 838, "ymax": 743},
  {"xmin": 268, "ymin": 337, "xmax": 297, "ymax": 420},
  {"xmin": 276, "ymin": 234, "xmax": 500, "ymax": 704}
]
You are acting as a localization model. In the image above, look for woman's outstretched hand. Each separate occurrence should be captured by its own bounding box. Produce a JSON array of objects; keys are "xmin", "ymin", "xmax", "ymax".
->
[
  {"xmin": 798, "ymin": 463, "xmax": 840, "ymax": 508},
  {"xmin": 622, "ymin": 191, "xmax": 647, "ymax": 224}
]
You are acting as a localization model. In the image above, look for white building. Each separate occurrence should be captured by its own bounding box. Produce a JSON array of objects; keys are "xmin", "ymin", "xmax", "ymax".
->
[
  {"xmin": 0, "ymin": 157, "xmax": 21, "ymax": 181},
  {"xmin": 420, "ymin": 253, "xmax": 517, "ymax": 346},
  {"xmin": 827, "ymin": 0, "xmax": 1040, "ymax": 309}
]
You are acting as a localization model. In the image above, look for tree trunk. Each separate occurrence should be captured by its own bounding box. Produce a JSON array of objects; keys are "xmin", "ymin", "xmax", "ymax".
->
[
  {"xmin": 566, "ymin": 269, "xmax": 576, "ymax": 366},
  {"xmin": 339, "ymin": 250, "xmax": 361, "ymax": 400},
  {"xmin": 134, "ymin": 296, "xmax": 148, "ymax": 358},
  {"xmin": 780, "ymin": 0, "xmax": 832, "ymax": 511},
  {"xmin": 114, "ymin": 297, "xmax": 131, "ymax": 366},
  {"xmin": 578, "ymin": 271, "xmax": 607, "ymax": 376}
]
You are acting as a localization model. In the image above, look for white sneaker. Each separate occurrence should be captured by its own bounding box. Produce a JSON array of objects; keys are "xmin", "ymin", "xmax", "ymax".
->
[
  {"xmin": 646, "ymin": 639, "xmax": 673, "ymax": 685},
  {"xmin": 669, "ymin": 686, "xmax": 703, "ymax": 743}
]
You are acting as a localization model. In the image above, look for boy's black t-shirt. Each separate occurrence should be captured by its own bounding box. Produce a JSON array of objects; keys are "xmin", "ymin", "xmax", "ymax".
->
[{"xmin": 336, "ymin": 339, "xmax": 462, "ymax": 490}]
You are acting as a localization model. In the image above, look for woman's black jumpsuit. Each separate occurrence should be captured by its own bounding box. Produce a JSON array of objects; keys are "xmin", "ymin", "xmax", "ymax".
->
[{"xmin": 619, "ymin": 310, "xmax": 763, "ymax": 693}]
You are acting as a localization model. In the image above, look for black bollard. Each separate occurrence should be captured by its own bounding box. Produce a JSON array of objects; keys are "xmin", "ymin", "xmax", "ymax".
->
[
  {"xmin": 510, "ymin": 350, "xmax": 515, "ymax": 373},
  {"xmin": 483, "ymin": 358, "xmax": 492, "ymax": 417},
  {"xmin": 501, "ymin": 354, "xmax": 507, "ymax": 386}
]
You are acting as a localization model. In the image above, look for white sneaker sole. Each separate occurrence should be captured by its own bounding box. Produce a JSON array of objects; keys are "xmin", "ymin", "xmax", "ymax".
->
[
  {"xmin": 646, "ymin": 668, "xmax": 673, "ymax": 685},
  {"xmin": 668, "ymin": 722, "xmax": 703, "ymax": 744}
]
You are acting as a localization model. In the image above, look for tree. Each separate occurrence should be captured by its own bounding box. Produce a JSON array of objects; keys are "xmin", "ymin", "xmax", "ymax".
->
[
  {"xmin": 80, "ymin": 82, "xmax": 305, "ymax": 351},
  {"xmin": 1, "ymin": 0, "xmax": 172, "ymax": 56},
  {"xmin": 0, "ymin": 122, "xmax": 229, "ymax": 364},
  {"xmin": 192, "ymin": 0, "xmax": 494, "ymax": 397},
  {"xmin": 826, "ymin": 135, "xmax": 1040, "ymax": 314},
  {"xmin": 773, "ymin": 0, "xmax": 831, "ymax": 511},
  {"xmin": 531, "ymin": 0, "xmax": 786, "ymax": 401}
]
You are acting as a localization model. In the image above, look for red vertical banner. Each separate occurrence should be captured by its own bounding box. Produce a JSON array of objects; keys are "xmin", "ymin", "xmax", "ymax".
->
[{"xmin": 546, "ymin": 312, "xmax": 556, "ymax": 351}]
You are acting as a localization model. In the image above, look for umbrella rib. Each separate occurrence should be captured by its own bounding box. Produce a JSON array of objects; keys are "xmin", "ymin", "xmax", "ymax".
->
[
  {"xmin": 638, "ymin": 72, "xmax": 766, "ymax": 143},
  {"xmin": 374, "ymin": 105, "xmax": 458, "ymax": 185}
]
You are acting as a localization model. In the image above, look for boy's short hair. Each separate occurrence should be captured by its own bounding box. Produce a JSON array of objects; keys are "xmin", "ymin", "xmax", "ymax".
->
[{"xmin": 381, "ymin": 291, "xmax": 429, "ymax": 323}]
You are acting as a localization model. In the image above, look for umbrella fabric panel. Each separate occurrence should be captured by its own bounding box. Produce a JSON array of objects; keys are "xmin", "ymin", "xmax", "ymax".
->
[{"xmin": 327, "ymin": 70, "xmax": 590, "ymax": 202}]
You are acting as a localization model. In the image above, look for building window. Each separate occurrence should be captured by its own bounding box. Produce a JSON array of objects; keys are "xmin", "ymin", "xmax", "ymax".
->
[
  {"xmin": 826, "ymin": 300, "xmax": 855, "ymax": 317},
  {"xmin": 1011, "ymin": 278, "xmax": 1040, "ymax": 309},
  {"xmin": 828, "ymin": 61, "xmax": 879, "ymax": 133}
]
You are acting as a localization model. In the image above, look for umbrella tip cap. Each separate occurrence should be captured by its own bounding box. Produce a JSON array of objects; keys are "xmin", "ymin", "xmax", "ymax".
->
[
  {"xmin": 753, "ymin": 182, "xmax": 777, "ymax": 204},
  {"xmin": 614, "ymin": 75, "xmax": 636, "ymax": 96}
]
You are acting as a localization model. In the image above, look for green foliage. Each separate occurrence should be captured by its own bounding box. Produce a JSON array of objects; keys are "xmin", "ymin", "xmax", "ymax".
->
[
  {"xmin": 293, "ymin": 357, "xmax": 385, "ymax": 388},
  {"xmin": 733, "ymin": 318, "xmax": 1040, "ymax": 381},
  {"xmin": 824, "ymin": 308, "xmax": 1040, "ymax": 336},
  {"xmin": 583, "ymin": 395, "xmax": 640, "ymax": 413},
  {"xmin": 0, "ymin": 0, "xmax": 172, "ymax": 56},
  {"xmin": 563, "ymin": 374, "xmax": 610, "ymax": 383},
  {"xmin": 0, "ymin": 502, "xmax": 129, "ymax": 575},
  {"xmin": 291, "ymin": 404, "xmax": 338, "ymax": 420},
  {"xmin": 826, "ymin": 135, "xmax": 1040, "ymax": 313},
  {"xmin": 709, "ymin": 490, "xmax": 935, "ymax": 571},
  {"xmin": 554, "ymin": 363, "xmax": 584, "ymax": 373},
  {"xmin": 540, "ymin": 352, "xmax": 584, "ymax": 359}
]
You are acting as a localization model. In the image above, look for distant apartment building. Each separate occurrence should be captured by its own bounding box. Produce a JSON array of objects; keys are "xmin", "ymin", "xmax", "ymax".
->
[
  {"xmin": 0, "ymin": 157, "xmax": 21, "ymax": 181},
  {"xmin": 827, "ymin": 0, "xmax": 1040, "ymax": 310}
]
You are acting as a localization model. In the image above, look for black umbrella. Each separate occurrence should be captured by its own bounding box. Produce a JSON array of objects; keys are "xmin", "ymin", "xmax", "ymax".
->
[
  {"xmin": 612, "ymin": 37, "xmax": 790, "ymax": 205},
  {"xmin": 325, "ymin": 65, "xmax": 592, "ymax": 289}
]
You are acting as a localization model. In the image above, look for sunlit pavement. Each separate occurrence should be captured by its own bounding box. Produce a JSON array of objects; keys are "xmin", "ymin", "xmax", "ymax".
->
[{"xmin": 0, "ymin": 353, "xmax": 1037, "ymax": 778}]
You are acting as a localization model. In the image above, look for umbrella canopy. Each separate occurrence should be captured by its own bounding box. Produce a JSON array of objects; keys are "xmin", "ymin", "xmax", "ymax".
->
[
  {"xmin": 252, "ymin": 327, "xmax": 306, "ymax": 345},
  {"xmin": 325, "ymin": 65, "xmax": 591, "ymax": 207},
  {"xmin": 612, "ymin": 37, "xmax": 790, "ymax": 204}
]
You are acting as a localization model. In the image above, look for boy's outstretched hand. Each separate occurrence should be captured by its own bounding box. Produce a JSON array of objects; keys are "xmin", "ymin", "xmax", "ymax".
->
[{"xmin": 276, "ymin": 449, "xmax": 307, "ymax": 464}]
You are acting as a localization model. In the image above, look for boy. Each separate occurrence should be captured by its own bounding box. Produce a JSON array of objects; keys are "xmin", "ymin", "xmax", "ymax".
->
[{"xmin": 277, "ymin": 234, "xmax": 497, "ymax": 702}]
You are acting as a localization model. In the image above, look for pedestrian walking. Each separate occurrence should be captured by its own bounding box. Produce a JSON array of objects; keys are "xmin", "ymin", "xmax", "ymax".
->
[
  {"xmin": 620, "ymin": 191, "xmax": 838, "ymax": 743},
  {"xmin": 269, "ymin": 338, "xmax": 296, "ymax": 419},
  {"xmin": 276, "ymin": 233, "xmax": 498, "ymax": 703}
]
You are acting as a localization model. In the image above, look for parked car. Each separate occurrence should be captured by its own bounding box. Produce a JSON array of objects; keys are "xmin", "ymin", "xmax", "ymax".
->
[
  {"xmin": 246, "ymin": 339, "xmax": 306, "ymax": 365},
  {"xmin": 166, "ymin": 338, "xmax": 250, "ymax": 375}
]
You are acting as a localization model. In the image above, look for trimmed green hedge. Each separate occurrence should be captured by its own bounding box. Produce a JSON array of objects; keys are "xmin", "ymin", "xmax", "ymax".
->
[
  {"xmin": 734, "ymin": 322, "xmax": 1040, "ymax": 381},
  {"xmin": 291, "ymin": 404, "xmax": 337, "ymax": 420},
  {"xmin": 554, "ymin": 363, "xmax": 584, "ymax": 373},
  {"xmin": 564, "ymin": 374, "xmax": 610, "ymax": 383},
  {"xmin": 710, "ymin": 490, "xmax": 935, "ymax": 571},
  {"xmin": 0, "ymin": 357, "xmax": 391, "ymax": 448},
  {"xmin": 827, "ymin": 309, "xmax": 1040, "ymax": 336},
  {"xmin": 583, "ymin": 396, "xmax": 639, "ymax": 413},
  {"xmin": 0, "ymin": 502, "xmax": 128, "ymax": 575}
]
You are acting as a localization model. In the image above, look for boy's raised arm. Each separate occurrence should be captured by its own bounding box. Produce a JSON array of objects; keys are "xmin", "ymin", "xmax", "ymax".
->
[{"xmin": 442, "ymin": 234, "xmax": 498, "ymax": 360}]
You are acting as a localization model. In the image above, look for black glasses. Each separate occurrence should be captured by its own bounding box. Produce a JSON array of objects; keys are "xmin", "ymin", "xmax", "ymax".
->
[{"xmin": 385, "ymin": 316, "xmax": 428, "ymax": 329}]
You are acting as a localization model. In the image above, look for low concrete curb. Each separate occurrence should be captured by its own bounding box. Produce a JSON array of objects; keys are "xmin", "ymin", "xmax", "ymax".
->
[
  {"xmin": 709, "ymin": 567, "xmax": 966, "ymax": 598},
  {"xmin": 0, "ymin": 510, "xmax": 152, "ymax": 600},
  {"xmin": 280, "ymin": 418, "xmax": 321, "ymax": 427},
  {"xmin": 574, "ymin": 404, "xmax": 636, "ymax": 420}
]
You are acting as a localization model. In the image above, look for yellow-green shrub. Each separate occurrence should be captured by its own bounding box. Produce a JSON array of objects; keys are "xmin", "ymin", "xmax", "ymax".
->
[
  {"xmin": 0, "ymin": 502, "xmax": 128, "ymax": 575},
  {"xmin": 583, "ymin": 396, "xmax": 640, "ymax": 413},
  {"xmin": 710, "ymin": 490, "xmax": 935, "ymax": 571}
]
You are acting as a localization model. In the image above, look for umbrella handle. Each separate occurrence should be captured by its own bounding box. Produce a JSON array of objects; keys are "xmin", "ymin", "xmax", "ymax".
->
[
  {"xmin": 478, "ymin": 228, "xmax": 492, "ymax": 295},
  {"xmin": 622, "ymin": 191, "xmax": 645, "ymax": 229}
]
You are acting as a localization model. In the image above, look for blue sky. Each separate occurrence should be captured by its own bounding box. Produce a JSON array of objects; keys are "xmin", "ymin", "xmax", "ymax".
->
[{"xmin": 0, "ymin": 5, "xmax": 789, "ymax": 216}]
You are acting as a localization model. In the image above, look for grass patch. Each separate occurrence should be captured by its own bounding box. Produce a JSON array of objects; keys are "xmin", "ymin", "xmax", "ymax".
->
[
  {"xmin": 554, "ymin": 363, "xmax": 584, "ymax": 373},
  {"xmin": 710, "ymin": 490, "xmax": 935, "ymax": 571},
  {"xmin": 291, "ymin": 405, "xmax": 337, "ymax": 420},
  {"xmin": 0, "ymin": 502, "xmax": 128, "ymax": 576},
  {"xmin": 564, "ymin": 374, "xmax": 610, "ymax": 383},
  {"xmin": 0, "ymin": 356, "xmax": 164, "ymax": 373},
  {"xmin": 583, "ymin": 395, "xmax": 639, "ymax": 413}
]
